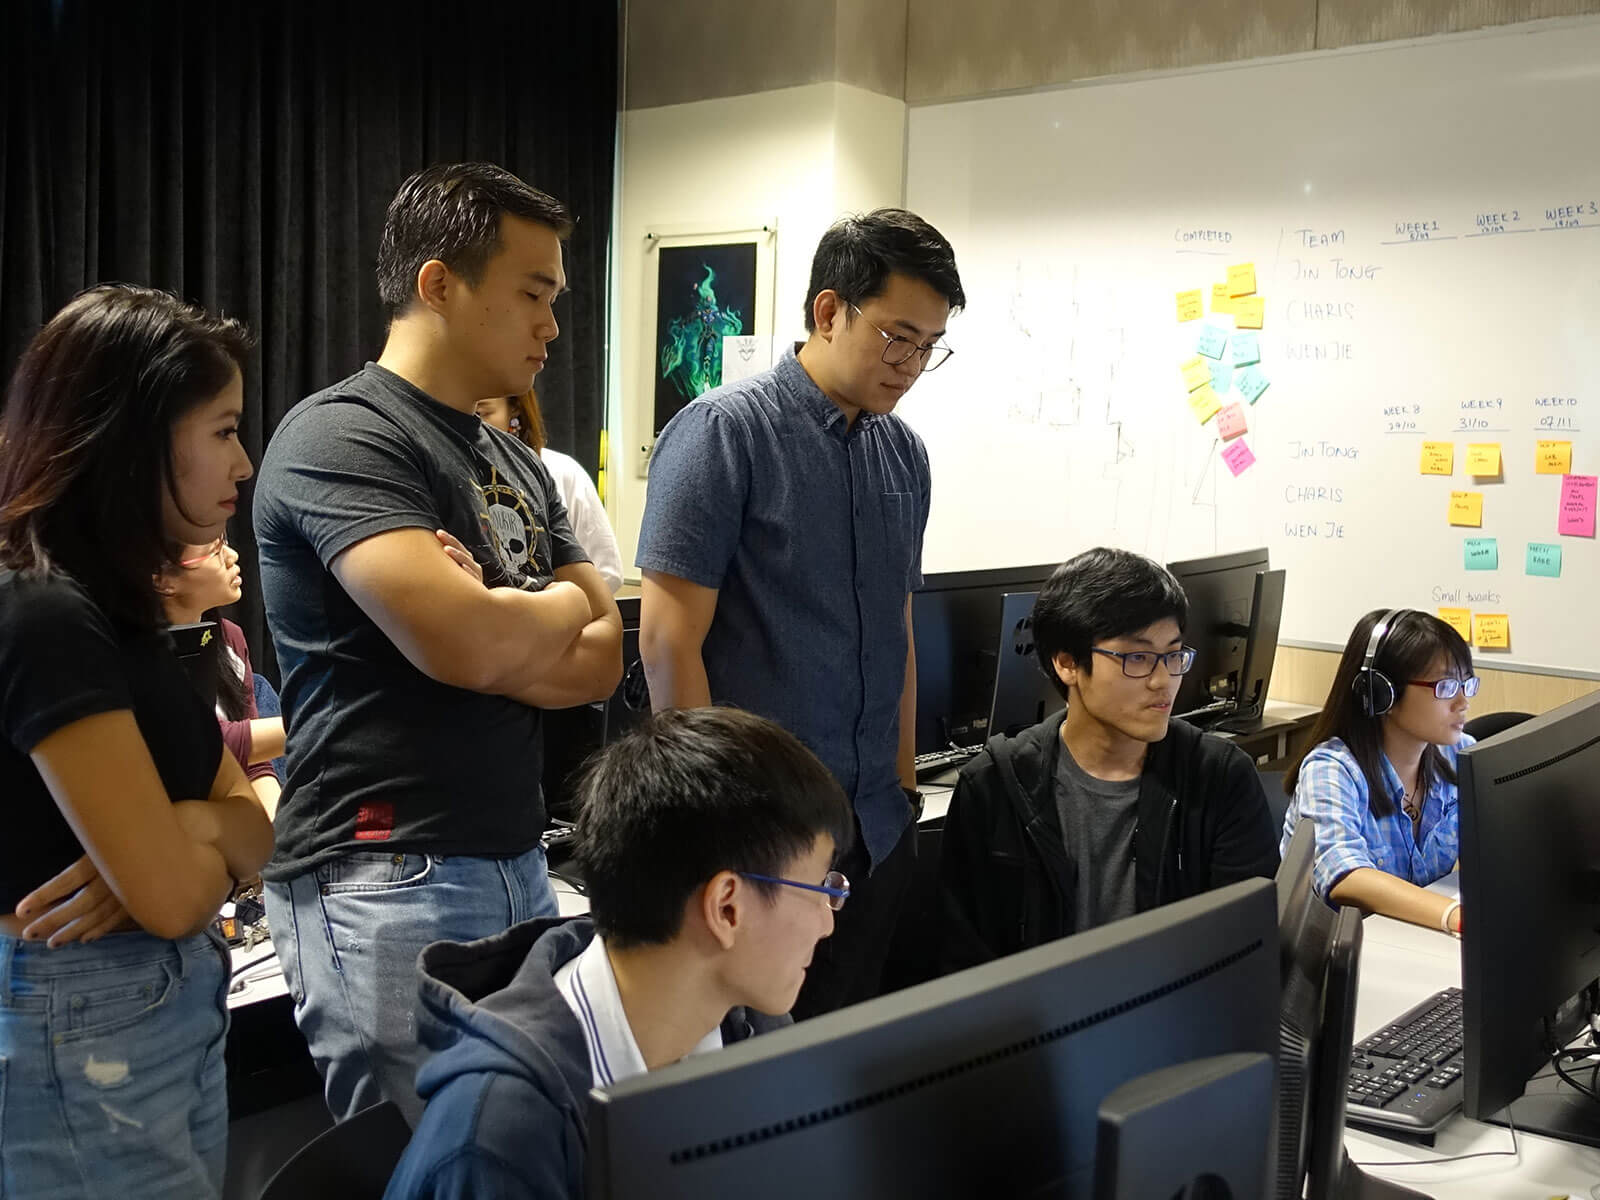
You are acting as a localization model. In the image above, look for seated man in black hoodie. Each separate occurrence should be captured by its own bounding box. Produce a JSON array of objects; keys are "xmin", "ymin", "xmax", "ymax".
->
[
  {"xmin": 385, "ymin": 706, "xmax": 853, "ymax": 1199},
  {"xmin": 937, "ymin": 547, "xmax": 1278, "ymax": 973}
]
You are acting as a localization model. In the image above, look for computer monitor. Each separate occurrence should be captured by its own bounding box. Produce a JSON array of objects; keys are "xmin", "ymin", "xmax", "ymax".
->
[
  {"xmin": 987, "ymin": 591, "xmax": 1065, "ymax": 741},
  {"xmin": 1165, "ymin": 547, "xmax": 1271, "ymax": 724},
  {"xmin": 912, "ymin": 564, "xmax": 1058, "ymax": 753},
  {"xmin": 1217, "ymin": 568, "xmax": 1285, "ymax": 731},
  {"xmin": 587, "ymin": 879, "xmax": 1280, "ymax": 1200},
  {"xmin": 1459, "ymin": 690, "xmax": 1600, "ymax": 1147}
]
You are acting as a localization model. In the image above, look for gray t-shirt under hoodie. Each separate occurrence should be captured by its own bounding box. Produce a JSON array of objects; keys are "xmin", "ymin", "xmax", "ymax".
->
[{"xmin": 1054, "ymin": 745, "xmax": 1142, "ymax": 931}]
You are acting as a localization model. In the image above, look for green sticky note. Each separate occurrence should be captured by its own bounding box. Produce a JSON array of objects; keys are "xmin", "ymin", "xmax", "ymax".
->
[
  {"xmin": 1526, "ymin": 541, "xmax": 1563, "ymax": 578},
  {"xmin": 1463, "ymin": 538, "xmax": 1498, "ymax": 570}
]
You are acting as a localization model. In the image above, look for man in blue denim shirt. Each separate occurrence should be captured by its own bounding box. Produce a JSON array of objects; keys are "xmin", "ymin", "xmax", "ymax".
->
[{"xmin": 637, "ymin": 209, "xmax": 964, "ymax": 1016}]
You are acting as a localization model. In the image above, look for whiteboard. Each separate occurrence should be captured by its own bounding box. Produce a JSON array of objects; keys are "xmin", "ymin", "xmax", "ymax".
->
[{"xmin": 904, "ymin": 19, "xmax": 1600, "ymax": 674}]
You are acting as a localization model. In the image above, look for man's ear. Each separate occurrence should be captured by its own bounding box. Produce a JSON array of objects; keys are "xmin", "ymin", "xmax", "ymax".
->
[
  {"xmin": 698, "ymin": 870, "xmax": 742, "ymax": 952},
  {"xmin": 811, "ymin": 290, "xmax": 843, "ymax": 340},
  {"xmin": 1052, "ymin": 650, "xmax": 1081, "ymax": 691},
  {"xmin": 414, "ymin": 259, "xmax": 452, "ymax": 316}
]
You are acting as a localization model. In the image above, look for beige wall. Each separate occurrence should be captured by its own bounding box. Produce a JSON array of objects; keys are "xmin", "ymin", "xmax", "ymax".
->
[{"xmin": 1271, "ymin": 645, "xmax": 1600, "ymax": 716}]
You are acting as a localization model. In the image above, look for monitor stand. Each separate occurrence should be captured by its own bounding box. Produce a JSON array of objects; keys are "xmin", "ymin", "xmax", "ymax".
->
[{"xmin": 1482, "ymin": 1070, "xmax": 1600, "ymax": 1148}]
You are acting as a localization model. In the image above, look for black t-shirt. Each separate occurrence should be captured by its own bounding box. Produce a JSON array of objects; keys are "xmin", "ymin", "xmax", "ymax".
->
[
  {"xmin": 253, "ymin": 363, "xmax": 589, "ymax": 880},
  {"xmin": 0, "ymin": 568, "xmax": 223, "ymax": 913}
]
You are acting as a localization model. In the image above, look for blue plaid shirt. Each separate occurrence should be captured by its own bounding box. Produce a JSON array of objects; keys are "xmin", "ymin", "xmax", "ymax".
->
[{"xmin": 1278, "ymin": 734, "xmax": 1474, "ymax": 899}]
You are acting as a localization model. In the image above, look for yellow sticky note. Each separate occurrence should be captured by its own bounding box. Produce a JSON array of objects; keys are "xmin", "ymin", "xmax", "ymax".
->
[
  {"xmin": 1438, "ymin": 607, "xmax": 1473, "ymax": 643},
  {"xmin": 1420, "ymin": 442, "xmax": 1454, "ymax": 476},
  {"xmin": 1448, "ymin": 491, "xmax": 1483, "ymax": 527},
  {"xmin": 1176, "ymin": 289, "xmax": 1204, "ymax": 322},
  {"xmin": 1233, "ymin": 296, "xmax": 1265, "ymax": 329},
  {"xmin": 1187, "ymin": 384, "xmax": 1222, "ymax": 424},
  {"xmin": 1466, "ymin": 443, "xmax": 1502, "ymax": 476},
  {"xmin": 1536, "ymin": 440, "xmax": 1573, "ymax": 475},
  {"xmin": 1473, "ymin": 613, "xmax": 1510, "ymax": 650},
  {"xmin": 1226, "ymin": 262, "xmax": 1257, "ymax": 296},
  {"xmin": 1210, "ymin": 283, "xmax": 1236, "ymax": 314},
  {"xmin": 1180, "ymin": 356, "xmax": 1212, "ymax": 392}
]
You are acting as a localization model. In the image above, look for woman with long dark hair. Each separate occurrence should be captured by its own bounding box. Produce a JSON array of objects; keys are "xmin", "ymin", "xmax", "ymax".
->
[
  {"xmin": 1280, "ymin": 608, "xmax": 1475, "ymax": 935},
  {"xmin": 0, "ymin": 284, "xmax": 275, "ymax": 1196}
]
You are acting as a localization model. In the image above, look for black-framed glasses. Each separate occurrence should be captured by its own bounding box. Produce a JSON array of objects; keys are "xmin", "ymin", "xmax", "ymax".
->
[
  {"xmin": 1408, "ymin": 676, "xmax": 1480, "ymax": 700},
  {"xmin": 847, "ymin": 302, "xmax": 953, "ymax": 372},
  {"xmin": 1091, "ymin": 646, "xmax": 1198, "ymax": 678},
  {"xmin": 739, "ymin": 870, "xmax": 851, "ymax": 912},
  {"xmin": 178, "ymin": 534, "xmax": 229, "ymax": 570}
]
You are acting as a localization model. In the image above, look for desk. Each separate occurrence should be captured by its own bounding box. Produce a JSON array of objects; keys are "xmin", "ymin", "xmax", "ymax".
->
[
  {"xmin": 1347, "ymin": 910, "xmax": 1600, "ymax": 1196},
  {"xmin": 1216, "ymin": 699, "xmax": 1322, "ymax": 769}
]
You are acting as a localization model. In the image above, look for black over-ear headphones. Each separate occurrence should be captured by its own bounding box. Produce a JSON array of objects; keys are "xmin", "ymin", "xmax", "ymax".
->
[{"xmin": 1352, "ymin": 608, "xmax": 1409, "ymax": 717}]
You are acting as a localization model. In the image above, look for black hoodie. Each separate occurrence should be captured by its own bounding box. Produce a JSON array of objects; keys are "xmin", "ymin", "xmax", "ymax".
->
[
  {"xmin": 384, "ymin": 916, "xmax": 788, "ymax": 1200},
  {"xmin": 936, "ymin": 712, "xmax": 1278, "ymax": 974}
]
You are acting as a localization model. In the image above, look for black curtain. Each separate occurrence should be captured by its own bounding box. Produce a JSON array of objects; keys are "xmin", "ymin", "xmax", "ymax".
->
[{"xmin": 1, "ymin": 0, "xmax": 618, "ymax": 681}]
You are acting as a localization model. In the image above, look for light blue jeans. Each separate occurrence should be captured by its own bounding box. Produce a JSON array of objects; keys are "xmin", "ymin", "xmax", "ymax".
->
[
  {"xmin": 0, "ymin": 928, "xmax": 230, "ymax": 1198},
  {"xmin": 263, "ymin": 845, "xmax": 557, "ymax": 1126}
]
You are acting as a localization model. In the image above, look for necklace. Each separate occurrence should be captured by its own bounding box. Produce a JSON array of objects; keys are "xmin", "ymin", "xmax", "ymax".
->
[{"xmin": 1401, "ymin": 784, "xmax": 1421, "ymax": 822}]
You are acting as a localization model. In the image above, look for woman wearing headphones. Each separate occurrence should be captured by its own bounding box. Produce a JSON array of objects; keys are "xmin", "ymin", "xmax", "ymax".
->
[{"xmin": 1279, "ymin": 608, "xmax": 1475, "ymax": 935}]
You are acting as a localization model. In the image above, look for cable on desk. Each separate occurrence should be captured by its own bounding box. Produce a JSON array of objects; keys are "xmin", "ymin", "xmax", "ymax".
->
[
  {"xmin": 1350, "ymin": 1106, "xmax": 1519, "ymax": 1169},
  {"xmin": 231, "ymin": 952, "xmax": 279, "ymax": 981},
  {"xmin": 548, "ymin": 869, "xmax": 588, "ymax": 895}
]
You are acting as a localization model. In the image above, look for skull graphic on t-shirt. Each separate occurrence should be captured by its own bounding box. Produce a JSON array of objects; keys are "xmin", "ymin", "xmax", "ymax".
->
[{"xmin": 475, "ymin": 472, "xmax": 549, "ymax": 588}]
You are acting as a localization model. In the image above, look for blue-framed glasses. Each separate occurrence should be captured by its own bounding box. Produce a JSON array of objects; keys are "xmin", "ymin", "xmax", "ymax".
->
[
  {"xmin": 739, "ymin": 870, "xmax": 851, "ymax": 911},
  {"xmin": 1408, "ymin": 676, "xmax": 1480, "ymax": 700},
  {"xmin": 1091, "ymin": 646, "xmax": 1197, "ymax": 678}
]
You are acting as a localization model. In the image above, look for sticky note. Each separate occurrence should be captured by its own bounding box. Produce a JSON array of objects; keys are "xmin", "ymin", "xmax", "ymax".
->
[
  {"xmin": 1437, "ymin": 607, "xmax": 1473, "ymax": 642},
  {"xmin": 1227, "ymin": 262, "xmax": 1257, "ymax": 296},
  {"xmin": 1473, "ymin": 613, "xmax": 1510, "ymax": 650},
  {"xmin": 1463, "ymin": 538, "xmax": 1498, "ymax": 570},
  {"xmin": 1196, "ymin": 325, "xmax": 1229, "ymax": 360},
  {"xmin": 1221, "ymin": 438, "xmax": 1255, "ymax": 477},
  {"xmin": 1180, "ymin": 356, "xmax": 1212, "ymax": 392},
  {"xmin": 1537, "ymin": 440, "xmax": 1573, "ymax": 475},
  {"xmin": 1230, "ymin": 331, "xmax": 1260, "ymax": 367},
  {"xmin": 1235, "ymin": 366, "xmax": 1270, "ymax": 404},
  {"xmin": 1526, "ymin": 542, "xmax": 1563, "ymax": 578},
  {"xmin": 1177, "ymin": 289, "xmax": 1204, "ymax": 322},
  {"xmin": 1234, "ymin": 296, "xmax": 1265, "ymax": 329},
  {"xmin": 1465, "ymin": 443, "xmax": 1502, "ymax": 477},
  {"xmin": 1559, "ymin": 474, "xmax": 1598, "ymax": 537},
  {"xmin": 1211, "ymin": 283, "xmax": 1236, "ymax": 315},
  {"xmin": 1208, "ymin": 359, "xmax": 1233, "ymax": 394},
  {"xmin": 1187, "ymin": 384, "xmax": 1222, "ymax": 424},
  {"xmin": 1419, "ymin": 442, "xmax": 1454, "ymax": 475},
  {"xmin": 1217, "ymin": 403, "xmax": 1248, "ymax": 441},
  {"xmin": 1447, "ymin": 491, "xmax": 1483, "ymax": 527}
]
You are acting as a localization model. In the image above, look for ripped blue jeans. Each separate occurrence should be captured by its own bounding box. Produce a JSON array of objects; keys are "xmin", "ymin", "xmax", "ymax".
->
[{"xmin": 0, "ymin": 928, "xmax": 230, "ymax": 1199}]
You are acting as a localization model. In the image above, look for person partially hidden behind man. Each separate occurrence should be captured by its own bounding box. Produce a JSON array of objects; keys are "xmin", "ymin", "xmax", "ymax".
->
[
  {"xmin": 936, "ymin": 547, "xmax": 1279, "ymax": 972},
  {"xmin": 385, "ymin": 706, "xmax": 854, "ymax": 1199}
]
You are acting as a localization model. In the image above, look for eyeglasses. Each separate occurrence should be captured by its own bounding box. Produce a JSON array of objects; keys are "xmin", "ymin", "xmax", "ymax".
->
[
  {"xmin": 739, "ymin": 870, "xmax": 851, "ymax": 912},
  {"xmin": 1091, "ymin": 646, "xmax": 1198, "ymax": 678},
  {"xmin": 178, "ymin": 535, "xmax": 229, "ymax": 570},
  {"xmin": 1408, "ymin": 676, "xmax": 1480, "ymax": 700},
  {"xmin": 846, "ymin": 303, "xmax": 953, "ymax": 372}
]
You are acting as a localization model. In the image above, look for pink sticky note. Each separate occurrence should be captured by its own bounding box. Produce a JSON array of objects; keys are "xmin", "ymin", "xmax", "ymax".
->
[
  {"xmin": 1221, "ymin": 438, "xmax": 1255, "ymax": 477},
  {"xmin": 1558, "ymin": 474, "xmax": 1598, "ymax": 537},
  {"xmin": 1216, "ymin": 402, "xmax": 1248, "ymax": 442}
]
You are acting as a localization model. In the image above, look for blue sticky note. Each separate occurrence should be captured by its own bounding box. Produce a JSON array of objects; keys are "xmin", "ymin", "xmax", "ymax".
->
[
  {"xmin": 1526, "ymin": 542, "xmax": 1563, "ymax": 578},
  {"xmin": 1196, "ymin": 325, "xmax": 1229, "ymax": 361},
  {"xmin": 1464, "ymin": 538, "xmax": 1498, "ymax": 570},
  {"xmin": 1209, "ymin": 359, "xmax": 1233, "ymax": 394},
  {"xmin": 1231, "ymin": 331, "xmax": 1261, "ymax": 367},
  {"xmin": 1235, "ymin": 366, "xmax": 1270, "ymax": 404}
]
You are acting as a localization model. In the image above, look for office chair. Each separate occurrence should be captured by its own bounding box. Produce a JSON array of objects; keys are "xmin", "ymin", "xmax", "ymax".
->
[
  {"xmin": 1462, "ymin": 711, "xmax": 1533, "ymax": 742},
  {"xmin": 1258, "ymin": 769, "xmax": 1290, "ymax": 837},
  {"xmin": 258, "ymin": 1100, "xmax": 410, "ymax": 1200}
]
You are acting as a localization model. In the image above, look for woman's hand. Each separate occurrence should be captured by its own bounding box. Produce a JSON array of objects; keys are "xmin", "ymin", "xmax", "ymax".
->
[{"xmin": 15, "ymin": 855, "xmax": 136, "ymax": 947}]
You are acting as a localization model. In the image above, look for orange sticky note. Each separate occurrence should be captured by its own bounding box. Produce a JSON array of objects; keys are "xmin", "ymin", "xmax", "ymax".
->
[
  {"xmin": 1226, "ymin": 262, "xmax": 1257, "ymax": 296},
  {"xmin": 1188, "ymin": 385, "xmax": 1222, "ymax": 424},
  {"xmin": 1210, "ymin": 283, "xmax": 1236, "ymax": 315},
  {"xmin": 1233, "ymin": 296, "xmax": 1265, "ymax": 329},
  {"xmin": 1536, "ymin": 440, "xmax": 1573, "ymax": 475},
  {"xmin": 1473, "ymin": 613, "xmax": 1510, "ymax": 650},
  {"xmin": 1216, "ymin": 402, "xmax": 1248, "ymax": 441},
  {"xmin": 1438, "ymin": 607, "xmax": 1473, "ymax": 643},
  {"xmin": 1180, "ymin": 356, "xmax": 1212, "ymax": 392},
  {"xmin": 1448, "ymin": 491, "xmax": 1483, "ymax": 527},
  {"xmin": 1177, "ymin": 289, "xmax": 1204, "ymax": 322},
  {"xmin": 1465, "ymin": 443, "xmax": 1502, "ymax": 476},
  {"xmin": 1420, "ymin": 442, "xmax": 1454, "ymax": 475}
]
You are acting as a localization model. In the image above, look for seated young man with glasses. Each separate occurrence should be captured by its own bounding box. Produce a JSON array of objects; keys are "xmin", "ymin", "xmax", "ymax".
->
[
  {"xmin": 936, "ymin": 548, "xmax": 1279, "ymax": 973},
  {"xmin": 386, "ymin": 706, "xmax": 853, "ymax": 1200}
]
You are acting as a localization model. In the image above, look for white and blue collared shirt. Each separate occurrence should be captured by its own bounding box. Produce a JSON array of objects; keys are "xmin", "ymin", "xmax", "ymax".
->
[
  {"xmin": 553, "ymin": 934, "xmax": 722, "ymax": 1088},
  {"xmin": 1278, "ymin": 734, "xmax": 1475, "ymax": 900}
]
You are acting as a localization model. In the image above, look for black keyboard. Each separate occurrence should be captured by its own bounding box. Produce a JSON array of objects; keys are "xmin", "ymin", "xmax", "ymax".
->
[
  {"xmin": 914, "ymin": 746, "xmax": 979, "ymax": 782},
  {"xmin": 1346, "ymin": 986, "xmax": 1465, "ymax": 1136}
]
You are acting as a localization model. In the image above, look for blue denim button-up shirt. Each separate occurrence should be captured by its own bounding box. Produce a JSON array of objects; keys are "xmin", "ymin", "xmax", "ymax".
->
[{"xmin": 637, "ymin": 347, "xmax": 931, "ymax": 867}]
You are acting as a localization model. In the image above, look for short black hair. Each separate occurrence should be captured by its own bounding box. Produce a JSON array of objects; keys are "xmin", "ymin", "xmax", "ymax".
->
[
  {"xmin": 1032, "ymin": 547, "xmax": 1190, "ymax": 701},
  {"xmin": 376, "ymin": 162, "xmax": 574, "ymax": 319},
  {"xmin": 803, "ymin": 208, "xmax": 965, "ymax": 333},
  {"xmin": 574, "ymin": 707, "xmax": 854, "ymax": 949}
]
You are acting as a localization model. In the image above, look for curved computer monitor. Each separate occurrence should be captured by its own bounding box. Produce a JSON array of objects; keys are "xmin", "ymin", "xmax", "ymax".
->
[{"xmin": 587, "ymin": 880, "xmax": 1280, "ymax": 1200}]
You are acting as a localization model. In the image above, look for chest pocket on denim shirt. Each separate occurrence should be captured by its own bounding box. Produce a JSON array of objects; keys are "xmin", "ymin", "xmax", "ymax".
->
[{"xmin": 880, "ymin": 492, "xmax": 916, "ymax": 590}]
